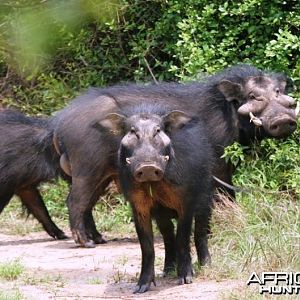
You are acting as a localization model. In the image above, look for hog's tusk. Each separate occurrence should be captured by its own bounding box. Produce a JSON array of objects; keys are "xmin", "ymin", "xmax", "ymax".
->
[
  {"xmin": 295, "ymin": 101, "xmax": 300, "ymax": 117},
  {"xmin": 249, "ymin": 112, "xmax": 263, "ymax": 126},
  {"xmin": 126, "ymin": 158, "xmax": 131, "ymax": 165},
  {"xmin": 164, "ymin": 155, "xmax": 170, "ymax": 162}
]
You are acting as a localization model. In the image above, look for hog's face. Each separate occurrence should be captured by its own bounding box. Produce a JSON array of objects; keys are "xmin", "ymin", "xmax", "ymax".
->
[
  {"xmin": 97, "ymin": 111, "xmax": 192, "ymax": 182},
  {"xmin": 218, "ymin": 75, "xmax": 298, "ymax": 138},
  {"xmin": 120, "ymin": 114, "xmax": 172, "ymax": 182}
]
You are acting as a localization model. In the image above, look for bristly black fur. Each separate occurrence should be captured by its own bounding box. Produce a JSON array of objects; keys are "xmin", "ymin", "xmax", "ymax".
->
[
  {"xmin": 0, "ymin": 109, "xmax": 67, "ymax": 239},
  {"xmin": 115, "ymin": 105, "xmax": 214, "ymax": 292},
  {"xmin": 51, "ymin": 64, "xmax": 296, "ymax": 247}
]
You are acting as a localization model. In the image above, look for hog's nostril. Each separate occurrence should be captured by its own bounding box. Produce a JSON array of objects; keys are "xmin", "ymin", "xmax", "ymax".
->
[
  {"xmin": 268, "ymin": 117, "xmax": 297, "ymax": 137},
  {"xmin": 136, "ymin": 171, "xmax": 143, "ymax": 178},
  {"xmin": 134, "ymin": 165, "xmax": 164, "ymax": 182},
  {"xmin": 270, "ymin": 125, "xmax": 278, "ymax": 131},
  {"xmin": 289, "ymin": 122, "xmax": 296, "ymax": 128}
]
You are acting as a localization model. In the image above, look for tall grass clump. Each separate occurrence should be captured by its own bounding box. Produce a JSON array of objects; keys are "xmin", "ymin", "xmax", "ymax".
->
[
  {"xmin": 206, "ymin": 128, "xmax": 300, "ymax": 280},
  {"xmin": 0, "ymin": 290, "xmax": 24, "ymax": 300},
  {"xmin": 208, "ymin": 191, "xmax": 299, "ymax": 279},
  {"xmin": 0, "ymin": 260, "xmax": 24, "ymax": 281}
]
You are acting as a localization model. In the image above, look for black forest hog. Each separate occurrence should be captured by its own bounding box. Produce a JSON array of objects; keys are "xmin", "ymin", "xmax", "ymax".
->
[
  {"xmin": 95, "ymin": 104, "xmax": 213, "ymax": 293},
  {"xmin": 0, "ymin": 109, "xmax": 67, "ymax": 239},
  {"xmin": 52, "ymin": 64, "xmax": 298, "ymax": 247}
]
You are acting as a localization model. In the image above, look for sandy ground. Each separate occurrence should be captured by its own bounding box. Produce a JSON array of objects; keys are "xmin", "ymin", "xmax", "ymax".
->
[{"xmin": 0, "ymin": 231, "xmax": 243, "ymax": 300}]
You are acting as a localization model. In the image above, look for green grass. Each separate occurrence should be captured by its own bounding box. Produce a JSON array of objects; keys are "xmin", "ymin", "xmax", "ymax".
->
[
  {"xmin": 93, "ymin": 191, "xmax": 135, "ymax": 236},
  {"xmin": 199, "ymin": 190, "xmax": 300, "ymax": 283},
  {"xmin": 0, "ymin": 180, "xmax": 134, "ymax": 238},
  {"xmin": 88, "ymin": 277, "xmax": 104, "ymax": 285},
  {"xmin": 205, "ymin": 133, "xmax": 300, "ymax": 283},
  {"xmin": 0, "ymin": 141, "xmax": 298, "ymax": 292},
  {"xmin": 1, "ymin": 179, "xmax": 299, "ymax": 282},
  {"xmin": 0, "ymin": 290, "xmax": 24, "ymax": 300},
  {"xmin": 0, "ymin": 198, "xmax": 48, "ymax": 236},
  {"xmin": 40, "ymin": 179, "xmax": 69, "ymax": 220},
  {"xmin": 0, "ymin": 260, "xmax": 24, "ymax": 281},
  {"xmin": 23, "ymin": 273, "xmax": 64, "ymax": 286}
]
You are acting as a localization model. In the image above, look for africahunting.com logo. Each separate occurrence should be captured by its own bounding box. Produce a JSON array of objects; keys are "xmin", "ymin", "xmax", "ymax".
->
[{"xmin": 247, "ymin": 272, "xmax": 300, "ymax": 295}]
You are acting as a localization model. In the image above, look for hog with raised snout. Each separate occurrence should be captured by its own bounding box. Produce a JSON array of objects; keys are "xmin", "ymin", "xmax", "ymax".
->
[
  {"xmin": 52, "ymin": 64, "xmax": 298, "ymax": 248},
  {"xmin": 219, "ymin": 74, "xmax": 297, "ymax": 140},
  {"xmin": 95, "ymin": 106, "xmax": 213, "ymax": 293}
]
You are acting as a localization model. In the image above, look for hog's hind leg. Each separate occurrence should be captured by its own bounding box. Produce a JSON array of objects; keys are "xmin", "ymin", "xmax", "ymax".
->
[
  {"xmin": 67, "ymin": 178, "xmax": 103, "ymax": 248},
  {"xmin": 176, "ymin": 207, "xmax": 194, "ymax": 285},
  {"xmin": 17, "ymin": 187, "xmax": 67, "ymax": 239},
  {"xmin": 0, "ymin": 191, "xmax": 14, "ymax": 213},
  {"xmin": 194, "ymin": 202, "xmax": 212, "ymax": 266},
  {"xmin": 84, "ymin": 211, "xmax": 106, "ymax": 244}
]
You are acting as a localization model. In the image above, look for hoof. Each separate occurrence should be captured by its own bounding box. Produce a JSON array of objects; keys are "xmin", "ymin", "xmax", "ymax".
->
[
  {"xmin": 134, "ymin": 283, "xmax": 151, "ymax": 294},
  {"xmin": 72, "ymin": 229, "xmax": 94, "ymax": 247},
  {"xmin": 178, "ymin": 275, "xmax": 193, "ymax": 285},
  {"xmin": 199, "ymin": 252, "xmax": 212, "ymax": 266},
  {"xmin": 94, "ymin": 236, "xmax": 107, "ymax": 244},
  {"xmin": 56, "ymin": 232, "xmax": 68, "ymax": 240},
  {"xmin": 49, "ymin": 229, "xmax": 68, "ymax": 240},
  {"xmin": 83, "ymin": 240, "xmax": 96, "ymax": 248}
]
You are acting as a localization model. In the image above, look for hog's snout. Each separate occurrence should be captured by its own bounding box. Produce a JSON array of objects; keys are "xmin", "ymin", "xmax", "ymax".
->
[
  {"xmin": 134, "ymin": 164, "xmax": 164, "ymax": 182},
  {"xmin": 268, "ymin": 115, "xmax": 297, "ymax": 137}
]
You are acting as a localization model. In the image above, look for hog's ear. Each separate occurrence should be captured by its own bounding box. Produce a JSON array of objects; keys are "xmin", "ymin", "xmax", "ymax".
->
[
  {"xmin": 92, "ymin": 113, "xmax": 126, "ymax": 135},
  {"xmin": 218, "ymin": 80, "xmax": 243, "ymax": 102},
  {"xmin": 163, "ymin": 110, "xmax": 192, "ymax": 131}
]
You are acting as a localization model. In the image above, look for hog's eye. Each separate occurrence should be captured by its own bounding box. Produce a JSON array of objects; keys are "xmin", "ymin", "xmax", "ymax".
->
[
  {"xmin": 249, "ymin": 93, "xmax": 256, "ymax": 100},
  {"xmin": 130, "ymin": 127, "xmax": 140, "ymax": 139},
  {"xmin": 275, "ymin": 88, "xmax": 280, "ymax": 96},
  {"xmin": 130, "ymin": 127, "xmax": 136, "ymax": 134},
  {"xmin": 153, "ymin": 127, "xmax": 161, "ymax": 137}
]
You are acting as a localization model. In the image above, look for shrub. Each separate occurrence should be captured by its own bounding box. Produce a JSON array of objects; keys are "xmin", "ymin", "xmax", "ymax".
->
[{"xmin": 0, "ymin": 0, "xmax": 299, "ymax": 221}]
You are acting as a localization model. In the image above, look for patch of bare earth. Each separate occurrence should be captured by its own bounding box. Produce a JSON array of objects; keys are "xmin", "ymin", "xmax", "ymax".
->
[{"xmin": 0, "ymin": 232, "xmax": 242, "ymax": 299}]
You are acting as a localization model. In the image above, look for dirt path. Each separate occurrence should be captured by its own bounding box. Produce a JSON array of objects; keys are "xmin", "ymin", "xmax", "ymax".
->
[{"xmin": 0, "ymin": 232, "xmax": 242, "ymax": 299}]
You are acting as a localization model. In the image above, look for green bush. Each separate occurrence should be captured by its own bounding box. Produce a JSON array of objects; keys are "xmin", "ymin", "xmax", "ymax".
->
[
  {"xmin": 0, "ymin": 0, "xmax": 299, "ymax": 209},
  {"xmin": 1, "ymin": 0, "xmax": 300, "ymax": 111}
]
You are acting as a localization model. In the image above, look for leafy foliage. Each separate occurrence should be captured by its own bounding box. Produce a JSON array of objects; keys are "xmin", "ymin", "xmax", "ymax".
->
[{"xmin": 1, "ymin": 0, "xmax": 300, "ymax": 111}]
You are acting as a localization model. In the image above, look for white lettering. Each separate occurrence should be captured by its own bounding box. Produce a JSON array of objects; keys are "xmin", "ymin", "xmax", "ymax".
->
[
  {"xmin": 249, "ymin": 272, "xmax": 300, "ymax": 295},
  {"xmin": 247, "ymin": 272, "xmax": 262, "ymax": 285},
  {"xmin": 275, "ymin": 272, "xmax": 289, "ymax": 285},
  {"xmin": 259, "ymin": 286, "xmax": 271, "ymax": 294},
  {"xmin": 272, "ymin": 286, "xmax": 284, "ymax": 295},
  {"xmin": 282, "ymin": 286, "xmax": 293, "ymax": 295},
  {"xmin": 259, "ymin": 286, "xmax": 300, "ymax": 295},
  {"xmin": 294, "ymin": 286, "xmax": 300, "ymax": 294},
  {"xmin": 294, "ymin": 273, "xmax": 300, "ymax": 285},
  {"xmin": 262, "ymin": 272, "xmax": 275, "ymax": 285}
]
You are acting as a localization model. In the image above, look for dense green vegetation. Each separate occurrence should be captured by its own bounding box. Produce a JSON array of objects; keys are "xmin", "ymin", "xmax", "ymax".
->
[
  {"xmin": 0, "ymin": 0, "xmax": 299, "ymax": 295},
  {"xmin": 1, "ymin": 0, "xmax": 300, "ymax": 112}
]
